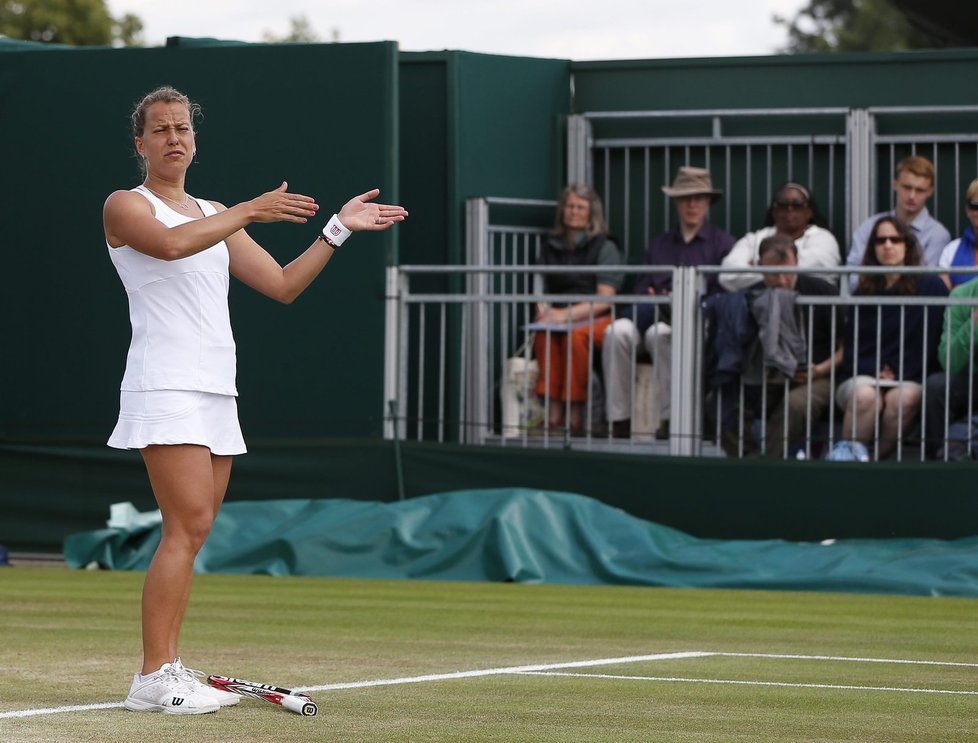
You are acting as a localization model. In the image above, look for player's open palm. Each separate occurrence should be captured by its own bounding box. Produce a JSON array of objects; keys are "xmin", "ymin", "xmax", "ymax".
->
[
  {"xmin": 338, "ymin": 188, "xmax": 408, "ymax": 231},
  {"xmin": 249, "ymin": 182, "xmax": 319, "ymax": 223}
]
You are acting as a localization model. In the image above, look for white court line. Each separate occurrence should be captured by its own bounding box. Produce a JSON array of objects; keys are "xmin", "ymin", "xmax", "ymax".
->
[
  {"xmin": 0, "ymin": 652, "xmax": 708, "ymax": 719},
  {"xmin": 713, "ymin": 652, "xmax": 978, "ymax": 668},
  {"xmin": 295, "ymin": 651, "xmax": 711, "ymax": 692},
  {"xmin": 4, "ymin": 649, "xmax": 976, "ymax": 719},
  {"xmin": 0, "ymin": 702, "xmax": 123, "ymax": 720},
  {"xmin": 518, "ymin": 671, "xmax": 978, "ymax": 697}
]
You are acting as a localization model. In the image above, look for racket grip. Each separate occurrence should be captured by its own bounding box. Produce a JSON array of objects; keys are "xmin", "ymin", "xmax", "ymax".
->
[{"xmin": 280, "ymin": 693, "xmax": 318, "ymax": 716}]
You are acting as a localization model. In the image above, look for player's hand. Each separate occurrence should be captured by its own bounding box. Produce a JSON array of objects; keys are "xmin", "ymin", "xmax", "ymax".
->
[
  {"xmin": 249, "ymin": 182, "xmax": 319, "ymax": 223},
  {"xmin": 337, "ymin": 189, "xmax": 408, "ymax": 231}
]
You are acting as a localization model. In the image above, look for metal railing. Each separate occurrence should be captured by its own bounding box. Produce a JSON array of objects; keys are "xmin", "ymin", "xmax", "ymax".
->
[
  {"xmin": 567, "ymin": 106, "xmax": 978, "ymax": 260},
  {"xmin": 384, "ymin": 264, "xmax": 978, "ymax": 463}
]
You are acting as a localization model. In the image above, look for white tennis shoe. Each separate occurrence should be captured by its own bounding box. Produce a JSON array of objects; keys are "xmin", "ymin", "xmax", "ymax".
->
[
  {"xmin": 123, "ymin": 661, "xmax": 220, "ymax": 715},
  {"xmin": 170, "ymin": 657, "xmax": 241, "ymax": 707}
]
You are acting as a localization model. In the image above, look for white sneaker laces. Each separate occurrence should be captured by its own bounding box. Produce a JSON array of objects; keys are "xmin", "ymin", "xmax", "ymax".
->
[{"xmin": 169, "ymin": 659, "xmax": 209, "ymax": 689}]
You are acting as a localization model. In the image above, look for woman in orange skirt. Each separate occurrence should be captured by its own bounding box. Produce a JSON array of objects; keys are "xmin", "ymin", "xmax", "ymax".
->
[{"xmin": 535, "ymin": 184, "xmax": 623, "ymax": 435}]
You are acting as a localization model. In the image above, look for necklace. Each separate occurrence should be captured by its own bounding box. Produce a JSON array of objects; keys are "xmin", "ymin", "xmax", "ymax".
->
[{"xmin": 144, "ymin": 185, "xmax": 193, "ymax": 211}]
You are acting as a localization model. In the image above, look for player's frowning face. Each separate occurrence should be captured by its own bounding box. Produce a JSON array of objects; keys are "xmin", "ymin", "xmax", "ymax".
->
[{"xmin": 135, "ymin": 101, "xmax": 195, "ymax": 172}]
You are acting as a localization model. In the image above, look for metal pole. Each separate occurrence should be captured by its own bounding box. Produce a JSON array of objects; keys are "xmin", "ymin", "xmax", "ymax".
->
[
  {"xmin": 669, "ymin": 266, "xmax": 703, "ymax": 456},
  {"xmin": 382, "ymin": 265, "xmax": 402, "ymax": 440},
  {"xmin": 567, "ymin": 114, "xmax": 593, "ymax": 186},
  {"xmin": 465, "ymin": 198, "xmax": 491, "ymax": 443}
]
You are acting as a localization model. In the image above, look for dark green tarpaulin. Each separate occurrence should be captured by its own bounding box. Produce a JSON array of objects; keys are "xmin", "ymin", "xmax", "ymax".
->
[{"xmin": 63, "ymin": 489, "xmax": 978, "ymax": 597}]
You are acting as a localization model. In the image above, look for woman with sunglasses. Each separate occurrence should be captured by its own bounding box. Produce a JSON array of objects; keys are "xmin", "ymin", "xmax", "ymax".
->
[
  {"xmin": 835, "ymin": 216, "xmax": 947, "ymax": 460},
  {"xmin": 937, "ymin": 178, "xmax": 978, "ymax": 289},
  {"xmin": 719, "ymin": 182, "xmax": 840, "ymax": 292}
]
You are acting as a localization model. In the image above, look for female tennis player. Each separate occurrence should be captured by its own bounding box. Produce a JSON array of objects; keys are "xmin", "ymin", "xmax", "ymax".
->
[{"xmin": 103, "ymin": 85, "xmax": 407, "ymax": 714}]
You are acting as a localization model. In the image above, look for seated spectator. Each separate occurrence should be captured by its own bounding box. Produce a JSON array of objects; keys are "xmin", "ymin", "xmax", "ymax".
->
[
  {"xmin": 720, "ymin": 182, "xmax": 841, "ymax": 292},
  {"xmin": 937, "ymin": 178, "xmax": 978, "ymax": 289},
  {"xmin": 602, "ymin": 166, "xmax": 734, "ymax": 439},
  {"xmin": 836, "ymin": 217, "xmax": 948, "ymax": 460},
  {"xmin": 534, "ymin": 183, "xmax": 624, "ymax": 435},
  {"xmin": 847, "ymin": 155, "xmax": 950, "ymax": 292},
  {"xmin": 705, "ymin": 235, "xmax": 841, "ymax": 458},
  {"xmin": 924, "ymin": 277, "xmax": 978, "ymax": 460},
  {"xmin": 753, "ymin": 235, "xmax": 844, "ymax": 458}
]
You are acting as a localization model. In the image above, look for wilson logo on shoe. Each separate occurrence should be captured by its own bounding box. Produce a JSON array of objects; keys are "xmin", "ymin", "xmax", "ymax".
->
[{"xmin": 171, "ymin": 697, "xmax": 185, "ymax": 706}]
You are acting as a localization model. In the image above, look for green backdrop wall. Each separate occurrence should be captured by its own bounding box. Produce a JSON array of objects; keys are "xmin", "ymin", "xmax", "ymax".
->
[
  {"xmin": 570, "ymin": 49, "xmax": 978, "ymax": 111},
  {"xmin": 4, "ymin": 439, "xmax": 977, "ymax": 553},
  {"xmin": 3, "ymin": 43, "xmax": 978, "ymax": 554},
  {"xmin": 0, "ymin": 40, "xmax": 399, "ymax": 441}
]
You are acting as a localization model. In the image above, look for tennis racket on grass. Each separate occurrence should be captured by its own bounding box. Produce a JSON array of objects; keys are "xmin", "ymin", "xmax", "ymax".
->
[{"xmin": 207, "ymin": 674, "xmax": 318, "ymax": 716}]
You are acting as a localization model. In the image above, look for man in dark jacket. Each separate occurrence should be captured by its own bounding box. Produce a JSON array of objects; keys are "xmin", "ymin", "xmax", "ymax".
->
[{"xmin": 745, "ymin": 235, "xmax": 844, "ymax": 457}]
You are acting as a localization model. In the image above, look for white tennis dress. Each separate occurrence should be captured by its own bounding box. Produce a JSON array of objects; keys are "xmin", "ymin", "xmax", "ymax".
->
[{"xmin": 106, "ymin": 186, "xmax": 246, "ymax": 455}]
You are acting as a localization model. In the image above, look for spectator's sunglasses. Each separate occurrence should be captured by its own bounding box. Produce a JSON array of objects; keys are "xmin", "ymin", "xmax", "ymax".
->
[
  {"xmin": 772, "ymin": 199, "xmax": 808, "ymax": 210},
  {"xmin": 873, "ymin": 235, "xmax": 906, "ymax": 246}
]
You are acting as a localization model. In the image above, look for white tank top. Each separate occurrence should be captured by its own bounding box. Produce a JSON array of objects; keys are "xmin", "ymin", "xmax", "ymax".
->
[{"xmin": 107, "ymin": 186, "xmax": 237, "ymax": 395}]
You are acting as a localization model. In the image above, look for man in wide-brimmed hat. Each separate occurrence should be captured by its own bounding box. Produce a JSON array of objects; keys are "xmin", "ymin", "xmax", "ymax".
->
[{"xmin": 601, "ymin": 166, "xmax": 734, "ymax": 440}]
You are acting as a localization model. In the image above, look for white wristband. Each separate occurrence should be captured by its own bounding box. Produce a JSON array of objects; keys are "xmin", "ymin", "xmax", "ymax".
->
[{"xmin": 321, "ymin": 214, "xmax": 352, "ymax": 248}]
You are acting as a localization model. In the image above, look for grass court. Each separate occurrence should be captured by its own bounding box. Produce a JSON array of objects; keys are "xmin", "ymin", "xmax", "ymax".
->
[{"xmin": 1, "ymin": 566, "xmax": 975, "ymax": 742}]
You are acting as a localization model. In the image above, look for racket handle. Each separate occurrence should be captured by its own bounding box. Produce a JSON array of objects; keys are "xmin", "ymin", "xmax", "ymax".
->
[{"xmin": 280, "ymin": 693, "xmax": 318, "ymax": 716}]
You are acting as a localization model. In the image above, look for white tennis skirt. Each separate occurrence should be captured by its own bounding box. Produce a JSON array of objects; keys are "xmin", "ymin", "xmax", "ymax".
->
[{"xmin": 107, "ymin": 390, "xmax": 247, "ymax": 455}]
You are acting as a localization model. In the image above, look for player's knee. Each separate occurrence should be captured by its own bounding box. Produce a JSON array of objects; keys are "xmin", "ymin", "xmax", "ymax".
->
[{"xmin": 167, "ymin": 511, "xmax": 216, "ymax": 553}]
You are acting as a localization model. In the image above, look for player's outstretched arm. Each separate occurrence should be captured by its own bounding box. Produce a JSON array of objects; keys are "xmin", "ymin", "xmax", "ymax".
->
[
  {"xmin": 105, "ymin": 182, "xmax": 318, "ymax": 261},
  {"xmin": 227, "ymin": 187, "xmax": 408, "ymax": 304}
]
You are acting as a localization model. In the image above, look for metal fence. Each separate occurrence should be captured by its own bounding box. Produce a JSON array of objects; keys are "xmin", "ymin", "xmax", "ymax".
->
[
  {"xmin": 381, "ymin": 105, "xmax": 978, "ymax": 461},
  {"xmin": 384, "ymin": 264, "xmax": 978, "ymax": 462},
  {"xmin": 567, "ymin": 106, "xmax": 978, "ymax": 261}
]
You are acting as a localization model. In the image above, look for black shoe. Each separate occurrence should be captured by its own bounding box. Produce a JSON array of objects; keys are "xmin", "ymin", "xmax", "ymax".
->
[
  {"xmin": 720, "ymin": 429, "xmax": 739, "ymax": 457},
  {"xmin": 612, "ymin": 419, "xmax": 631, "ymax": 439},
  {"xmin": 654, "ymin": 420, "xmax": 670, "ymax": 440},
  {"xmin": 720, "ymin": 429, "xmax": 760, "ymax": 458}
]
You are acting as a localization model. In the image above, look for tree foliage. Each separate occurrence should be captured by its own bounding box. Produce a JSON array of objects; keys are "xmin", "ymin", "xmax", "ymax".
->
[
  {"xmin": 0, "ymin": 0, "xmax": 143, "ymax": 46},
  {"xmin": 112, "ymin": 12, "xmax": 143, "ymax": 47},
  {"xmin": 774, "ymin": 0, "xmax": 939, "ymax": 53},
  {"xmin": 262, "ymin": 14, "xmax": 337, "ymax": 44}
]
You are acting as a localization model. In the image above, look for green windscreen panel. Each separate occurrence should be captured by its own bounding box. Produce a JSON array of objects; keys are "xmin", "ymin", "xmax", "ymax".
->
[
  {"xmin": 6, "ymin": 437, "xmax": 978, "ymax": 553},
  {"xmin": 397, "ymin": 52, "xmax": 571, "ymax": 436},
  {"xmin": 0, "ymin": 40, "xmax": 398, "ymax": 442},
  {"xmin": 454, "ymin": 52, "xmax": 571, "ymax": 211}
]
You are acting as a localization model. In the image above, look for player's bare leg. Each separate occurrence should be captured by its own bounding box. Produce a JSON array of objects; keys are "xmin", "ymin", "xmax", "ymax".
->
[
  {"xmin": 139, "ymin": 444, "xmax": 220, "ymax": 675},
  {"xmin": 166, "ymin": 453, "xmax": 232, "ymax": 659}
]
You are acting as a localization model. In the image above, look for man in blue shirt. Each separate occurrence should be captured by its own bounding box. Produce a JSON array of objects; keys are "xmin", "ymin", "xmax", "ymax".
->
[
  {"xmin": 846, "ymin": 155, "xmax": 950, "ymax": 291},
  {"xmin": 601, "ymin": 166, "xmax": 734, "ymax": 438}
]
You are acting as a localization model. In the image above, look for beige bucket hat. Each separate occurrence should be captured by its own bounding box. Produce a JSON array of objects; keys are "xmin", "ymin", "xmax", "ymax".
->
[{"xmin": 661, "ymin": 166, "xmax": 722, "ymax": 202}]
